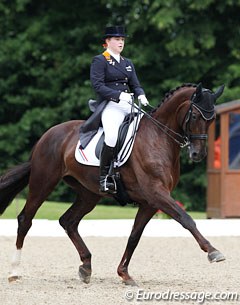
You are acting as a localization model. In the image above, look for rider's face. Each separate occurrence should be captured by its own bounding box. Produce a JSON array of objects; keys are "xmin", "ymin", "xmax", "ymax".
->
[{"xmin": 106, "ymin": 37, "xmax": 125, "ymax": 54}]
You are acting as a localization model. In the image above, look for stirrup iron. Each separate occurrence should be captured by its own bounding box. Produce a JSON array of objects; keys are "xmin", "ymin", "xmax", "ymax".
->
[{"xmin": 100, "ymin": 174, "xmax": 117, "ymax": 194}]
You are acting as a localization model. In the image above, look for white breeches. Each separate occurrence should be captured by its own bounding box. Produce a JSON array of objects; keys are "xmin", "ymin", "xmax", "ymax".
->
[{"xmin": 101, "ymin": 100, "xmax": 136, "ymax": 147}]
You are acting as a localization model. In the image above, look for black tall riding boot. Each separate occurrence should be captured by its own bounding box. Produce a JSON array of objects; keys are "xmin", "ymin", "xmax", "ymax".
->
[{"xmin": 99, "ymin": 143, "xmax": 116, "ymax": 193}]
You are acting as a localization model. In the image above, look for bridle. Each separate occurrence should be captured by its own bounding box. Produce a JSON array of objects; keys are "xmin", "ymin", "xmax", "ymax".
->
[
  {"xmin": 183, "ymin": 90, "xmax": 215, "ymax": 143},
  {"xmin": 132, "ymin": 91, "xmax": 215, "ymax": 148}
]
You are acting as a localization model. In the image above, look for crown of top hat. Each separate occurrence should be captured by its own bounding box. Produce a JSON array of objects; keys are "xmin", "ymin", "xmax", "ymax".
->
[{"xmin": 103, "ymin": 26, "xmax": 127, "ymax": 38}]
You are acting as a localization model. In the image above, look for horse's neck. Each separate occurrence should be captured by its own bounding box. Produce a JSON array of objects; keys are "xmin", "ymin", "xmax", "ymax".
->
[{"xmin": 153, "ymin": 88, "xmax": 195, "ymax": 129}]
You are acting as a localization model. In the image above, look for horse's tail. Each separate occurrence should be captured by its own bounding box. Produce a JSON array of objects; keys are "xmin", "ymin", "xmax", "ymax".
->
[{"xmin": 0, "ymin": 161, "xmax": 31, "ymax": 215}]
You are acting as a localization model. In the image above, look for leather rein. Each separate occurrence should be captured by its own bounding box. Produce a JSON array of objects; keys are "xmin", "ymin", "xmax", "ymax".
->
[{"xmin": 133, "ymin": 94, "xmax": 215, "ymax": 148}]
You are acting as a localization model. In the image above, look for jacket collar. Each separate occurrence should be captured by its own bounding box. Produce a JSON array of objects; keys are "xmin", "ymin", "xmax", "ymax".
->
[
  {"xmin": 106, "ymin": 48, "xmax": 120, "ymax": 63},
  {"xmin": 102, "ymin": 51, "xmax": 128, "ymax": 76}
]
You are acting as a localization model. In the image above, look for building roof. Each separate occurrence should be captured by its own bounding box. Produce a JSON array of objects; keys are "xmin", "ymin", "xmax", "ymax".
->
[{"xmin": 215, "ymin": 100, "xmax": 240, "ymax": 114}]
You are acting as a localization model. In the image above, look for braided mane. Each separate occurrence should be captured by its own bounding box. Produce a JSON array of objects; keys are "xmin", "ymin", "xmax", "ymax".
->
[
  {"xmin": 150, "ymin": 83, "xmax": 197, "ymax": 114},
  {"xmin": 161, "ymin": 83, "xmax": 197, "ymax": 104}
]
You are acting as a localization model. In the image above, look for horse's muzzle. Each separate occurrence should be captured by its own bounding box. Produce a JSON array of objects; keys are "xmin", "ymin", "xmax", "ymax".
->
[{"xmin": 188, "ymin": 145, "xmax": 207, "ymax": 162}]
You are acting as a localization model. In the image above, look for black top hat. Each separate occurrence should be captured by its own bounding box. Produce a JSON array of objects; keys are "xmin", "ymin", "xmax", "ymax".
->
[{"xmin": 103, "ymin": 26, "xmax": 127, "ymax": 38}]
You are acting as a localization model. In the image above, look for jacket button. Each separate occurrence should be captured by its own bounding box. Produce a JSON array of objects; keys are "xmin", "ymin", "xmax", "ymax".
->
[
  {"xmin": 125, "ymin": 90, "xmax": 128, "ymax": 92},
  {"xmin": 123, "ymin": 83, "xmax": 126, "ymax": 85},
  {"xmin": 116, "ymin": 83, "xmax": 118, "ymax": 86}
]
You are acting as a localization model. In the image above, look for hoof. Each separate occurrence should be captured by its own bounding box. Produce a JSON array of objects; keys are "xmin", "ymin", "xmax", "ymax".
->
[
  {"xmin": 8, "ymin": 275, "xmax": 22, "ymax": 283},
  {"xmin": 79, "ymin": 266, "xmax": 91, "ymax": 284},
  {"xmin": 208, "ymin": 250, "xmax": 226, "ymax": 263}
]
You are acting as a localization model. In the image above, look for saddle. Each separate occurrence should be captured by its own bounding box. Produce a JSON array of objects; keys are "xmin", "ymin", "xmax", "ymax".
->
[
  {"xmin": 76, "ymin": 112, "xmax": 143, "ymax": 167},
  {"xmin": 95, "ymin": 112, "xmax": 137, "ymax": 160},
  {"xmin": 75, "ymin": 111, "xmax": 143, "ymax": 205}
]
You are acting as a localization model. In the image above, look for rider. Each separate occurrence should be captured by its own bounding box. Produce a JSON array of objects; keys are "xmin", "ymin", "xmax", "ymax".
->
[{"xmin": 90, "ymin": 25, "xmax": 149, "ymax": 193}]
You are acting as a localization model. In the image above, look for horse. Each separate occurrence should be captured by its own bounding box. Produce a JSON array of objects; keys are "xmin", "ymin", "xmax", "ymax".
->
[{"xmin": 0, "ymin": 83, "xmax": 225, "ymax": 286}]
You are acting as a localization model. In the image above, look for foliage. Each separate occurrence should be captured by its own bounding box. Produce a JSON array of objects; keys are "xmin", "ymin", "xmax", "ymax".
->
[
  {"xmin": 1, "ymin": 0, "xmax": 240, "ymax": 209},
  {"xmin": 0, "ymin": 198, "xmax": 206, "ymax": 220}
]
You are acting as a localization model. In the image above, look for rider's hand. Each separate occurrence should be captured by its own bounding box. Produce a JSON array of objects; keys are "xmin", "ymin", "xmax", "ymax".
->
[
  {"xmin": 138, "ymin": 95, "xmax": 149, "ymax": 106},
  {"xmin": 119, "ymin": 92, "xmax": 132, "ymax": 103}
]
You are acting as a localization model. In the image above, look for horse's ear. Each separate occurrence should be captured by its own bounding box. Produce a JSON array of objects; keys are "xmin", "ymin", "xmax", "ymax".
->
[
  {"xmin": 214, "ymin": 84, "xmax": 225, "ymax": 100},
  {"xmin": 195, "ymin": 82, "xmax": 203, "ymax": 99}
]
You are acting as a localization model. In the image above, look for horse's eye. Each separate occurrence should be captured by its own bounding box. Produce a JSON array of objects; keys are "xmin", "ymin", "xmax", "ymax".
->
[{"xmin": 192, "ymin": 113, "xmax": 197, "ymax": 120}]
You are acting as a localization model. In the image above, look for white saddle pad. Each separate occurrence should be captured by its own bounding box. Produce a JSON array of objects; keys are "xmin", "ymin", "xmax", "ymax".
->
[{"xmin": 75, "ymin": 114, "xmax": 143, "ymax": 167}]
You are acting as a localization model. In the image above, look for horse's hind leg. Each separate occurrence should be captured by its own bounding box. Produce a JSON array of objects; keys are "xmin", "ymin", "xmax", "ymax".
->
[
  {"xmin": 8, "ymin": 167, "xmax": 61, "ymax": 282},
  {"xmin": 59, "ymin": 186, "xmax": 101, "ymax": 284}
]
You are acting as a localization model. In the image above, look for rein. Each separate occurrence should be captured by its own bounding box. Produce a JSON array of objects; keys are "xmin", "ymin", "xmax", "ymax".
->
[
  {"xmin": 145, "ymin": 106, "xmax": 190, "ymax": 148},
  {"xmin": 129, "ymin": 102, "xmax": 190, "ymax": 148},
  {"xmin": 130, "ymin": 95, "xmax": 213, "ymax": 148}
]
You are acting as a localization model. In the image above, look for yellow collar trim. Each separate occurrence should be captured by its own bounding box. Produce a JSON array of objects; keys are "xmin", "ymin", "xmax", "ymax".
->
[{"xmin": 102, "ymin": 51, "xmax": 111, "ymax": 61}]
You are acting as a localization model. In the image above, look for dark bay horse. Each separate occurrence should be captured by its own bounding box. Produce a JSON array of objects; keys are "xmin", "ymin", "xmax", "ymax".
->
[{"xmin": 0, "ymin": 83, "xmax": 225, "ymax": 285}]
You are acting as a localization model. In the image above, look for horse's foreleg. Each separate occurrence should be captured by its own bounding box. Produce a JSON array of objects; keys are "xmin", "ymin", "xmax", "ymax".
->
[
  {"xmin": 117, "ymin": 205, "xmax": 157, "ymax": 286},
  {"xmin": 59, "ymin": 190, "xmax": 100, "ymax": 284},
  {"xmin": 152, "ymin": 193, "xmax": 225, "ymax": 263}
]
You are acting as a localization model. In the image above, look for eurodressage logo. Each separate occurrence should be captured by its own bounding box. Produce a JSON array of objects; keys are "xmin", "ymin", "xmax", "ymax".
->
[{"xmin": 124, "ymin": 289, "xmax": 240, "ymax": 303}]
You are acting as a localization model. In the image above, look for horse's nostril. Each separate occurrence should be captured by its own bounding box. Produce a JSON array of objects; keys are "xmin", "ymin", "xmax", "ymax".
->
[{"xmin": 191, "ymin": 151, "xmax": 203, "ymax": 162}]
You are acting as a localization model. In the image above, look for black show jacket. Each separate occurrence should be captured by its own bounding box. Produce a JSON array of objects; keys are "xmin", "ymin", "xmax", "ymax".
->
[
  {"xmin": 80, "ymin": 53, "xmax": 145, "ymax": 148},
  {"xmin": 90, "ymin": 53, "xmax": 145, "ymax": 103}
]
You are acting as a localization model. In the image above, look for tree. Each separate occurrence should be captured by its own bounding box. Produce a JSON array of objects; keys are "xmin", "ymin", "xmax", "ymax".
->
[{"xmin": 1, "ymin": 0, "xmax": 240, "ymax": 207}]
